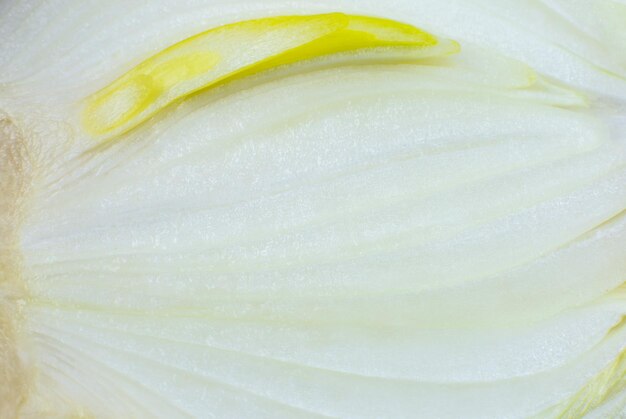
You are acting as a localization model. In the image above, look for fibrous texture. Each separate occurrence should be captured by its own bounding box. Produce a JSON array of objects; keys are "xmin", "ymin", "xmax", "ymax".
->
[{"xmin": 0, "ymin": 1, "xmax": 625, "ymax": 418}]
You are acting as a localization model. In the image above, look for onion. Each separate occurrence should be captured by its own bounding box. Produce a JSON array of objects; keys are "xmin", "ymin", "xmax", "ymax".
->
[{"xmin": 1, "ymin": 1, "xmax": 625, "ymax": 417}]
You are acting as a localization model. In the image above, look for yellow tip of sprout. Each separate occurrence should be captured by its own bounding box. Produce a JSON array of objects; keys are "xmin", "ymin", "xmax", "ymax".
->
[{"xmin": 81, "ymin": 13, "xmax": 458, "ymax": 139}]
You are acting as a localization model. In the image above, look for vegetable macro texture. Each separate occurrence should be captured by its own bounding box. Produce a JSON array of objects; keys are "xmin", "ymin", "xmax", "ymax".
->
[{"xmin": 1, "ymin": 0, "xmax": 625, "ymax": 418}]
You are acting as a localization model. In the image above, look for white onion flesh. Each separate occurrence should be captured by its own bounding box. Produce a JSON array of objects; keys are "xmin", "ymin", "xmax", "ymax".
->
[{"xmin": 1, "ymin": 0, "xmax": 625, "ymax": 418}]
